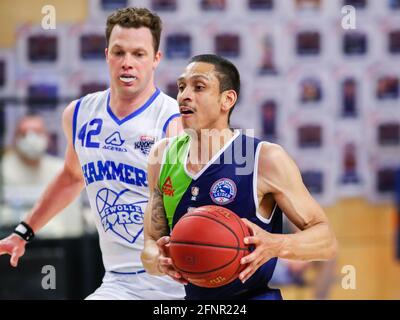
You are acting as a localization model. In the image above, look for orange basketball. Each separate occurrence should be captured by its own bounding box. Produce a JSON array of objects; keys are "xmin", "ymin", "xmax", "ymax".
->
[{"xmin": 169, "ymin": 205, "xmax": 251, "ymax": 288}]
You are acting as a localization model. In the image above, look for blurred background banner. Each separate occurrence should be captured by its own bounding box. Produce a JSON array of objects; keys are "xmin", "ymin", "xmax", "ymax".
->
[{"xmin": 0, "ymin": 0, "xmax": 399, "ymax": 299}]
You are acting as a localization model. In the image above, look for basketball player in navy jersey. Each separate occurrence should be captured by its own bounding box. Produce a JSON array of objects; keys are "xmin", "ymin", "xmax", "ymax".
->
[
  {"xmin": 141, "ymin": 54, "xmax": 338, "ymax": 299},
  {"xmin": 0, "ymin": 8, "xmax": 185, "ymax": 299}
]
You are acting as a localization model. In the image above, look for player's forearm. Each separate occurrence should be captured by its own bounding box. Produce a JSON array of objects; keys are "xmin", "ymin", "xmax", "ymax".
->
[
  {"xmin": 24, "ymin": 168, "xmax": 85, "ymax": 233},
  {"xmin": 141, "ymin": 239, "xmax": 164, "ymax": 276},
  {"xmin": 277, "ymin": 222, "xmax": 338, "ymax": 261}
]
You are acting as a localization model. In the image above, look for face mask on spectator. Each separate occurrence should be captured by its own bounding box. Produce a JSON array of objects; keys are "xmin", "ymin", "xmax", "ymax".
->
[{"xmin": 16, "ymin": 131, "xmax": 48, "ymax": 160}]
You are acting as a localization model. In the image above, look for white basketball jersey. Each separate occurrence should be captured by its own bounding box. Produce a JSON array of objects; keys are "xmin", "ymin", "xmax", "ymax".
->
[{"xmin": 73, "ymin": 88, "xmax": 180, "ymax": 273}]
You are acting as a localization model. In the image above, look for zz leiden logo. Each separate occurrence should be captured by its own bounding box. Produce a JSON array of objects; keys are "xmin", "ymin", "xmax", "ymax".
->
[{"xmin": 210, "ymin": 178, "xmax": 237, "ymax": 205}]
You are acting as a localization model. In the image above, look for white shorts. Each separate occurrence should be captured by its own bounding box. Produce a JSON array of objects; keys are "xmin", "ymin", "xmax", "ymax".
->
[{"xmin": 85, "ymin": 271, "xmax": 185, "ymax": 300}]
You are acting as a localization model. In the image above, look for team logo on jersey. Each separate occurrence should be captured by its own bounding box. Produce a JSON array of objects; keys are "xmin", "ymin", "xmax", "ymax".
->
[
  {"xmin": 209, "ymin": 178, "xmax": 237, "ymax": 205},
  {"xmin": 134, "ymin": 135, "xmax": 155, "ymax": 155},
  {"xmin": 162, "ymin": 176, "xmax": 175, "ymax": 197},
  {"xmin": 95, "ymin": 188, "xmax": 146, "ymax": 243},
  {"xmin": 103, "ymin": 132, "xmax": 127, "ymax": 152},
  {"xmin": 191, "ymin": 187, "xmax": 199, "ymax": 201}
]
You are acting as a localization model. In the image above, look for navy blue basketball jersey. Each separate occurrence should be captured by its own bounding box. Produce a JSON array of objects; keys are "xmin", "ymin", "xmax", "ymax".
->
[{"xmin": 159, "ymin": 130, "xmax": 283, "ymax": 300}]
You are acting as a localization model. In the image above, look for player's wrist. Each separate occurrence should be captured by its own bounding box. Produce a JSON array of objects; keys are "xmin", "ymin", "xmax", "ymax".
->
[
  {"xmin": 275, "ymin": 233, "xmax": 291, "ymax": 259},
  {"xmin": 13, "ymin": 221, "xmax": 35, "ymax": 242}
]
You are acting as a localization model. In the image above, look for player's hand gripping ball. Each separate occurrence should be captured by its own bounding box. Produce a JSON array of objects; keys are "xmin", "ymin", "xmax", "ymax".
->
[{"xmin": 169, "ymin": 205, "xmax": 252, "ymax": 288}]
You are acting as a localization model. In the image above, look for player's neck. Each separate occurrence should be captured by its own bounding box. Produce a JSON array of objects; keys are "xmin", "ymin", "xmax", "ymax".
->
[
  {"xmin": 188, "ymin": 127, "xmax": 235, "ymax": 167},
  {"xmin": 109, "ymin": 85, "xmax": 156, "ymax": 119}
]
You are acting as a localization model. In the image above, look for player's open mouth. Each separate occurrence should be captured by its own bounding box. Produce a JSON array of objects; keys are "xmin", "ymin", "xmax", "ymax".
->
[
  {"xmin": 119, "ymin": 75, "xmax": 137, "ymax": 83},
  {"xmin": 180, "ymin": 107, "xmax": 194, "ymax": 115}
]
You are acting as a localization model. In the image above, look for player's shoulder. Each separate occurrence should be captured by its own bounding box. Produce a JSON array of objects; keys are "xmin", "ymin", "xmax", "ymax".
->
[
  {"xmin": 158, "ymin": 90, "xmax": 178, "ymax": 105},
  {"xmin": 64, "ymin": 90, "xmax": 108, "ymax": 115},
  {"xmin": 149, "ymin": 134, "xmax": 186, "ymax": 165},
  {"xmin": 157, "ymin": 90, "xmax": 179, "ymax": 110},
  {"xmin": 257, "ymin": 141, "xmax": 303, "ymax": 187},
  {"xmin": 149, "ymin": 137, "xmax": 173, "ymax": 161},
  {"xmin": 258, "ymin": 142, "xmax": 291, "ymax": 169},
  {"xmin": 147, "ymin": 138, "xmax": 172, "ymax": 183},
  {"xmin": 62, "ymin": 99, "xmax": 80, "ymax": 124},
  {"xmin": 80, "ymin": 89, "xmax": 109, "ymax": 105},
  {"xmin": 82, "ymin": 89, "xmax": 108, "ymax": 99},
  {"xmin": 73, "ymin": 89, "xmax": 109, "ymax": 114}
]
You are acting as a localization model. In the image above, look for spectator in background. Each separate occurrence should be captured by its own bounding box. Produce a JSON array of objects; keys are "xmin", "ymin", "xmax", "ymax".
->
[
  {"xmin": 342, "ymin": 78, "xmax": 357, "ymax": 117},
  {"xmin": 300, "ymin": 78, "xmax": 322, "ymax": 104},
  {"xmin": 341, "ymin": 143, "xmax": 360, "ymax": 184},
  {"xmin": 258, "ymin": 36, "xmax": 278, "ymax": 76},
  {"xmin": 1, "ymin": 113, "xmax": 83, "ymax": 238}
]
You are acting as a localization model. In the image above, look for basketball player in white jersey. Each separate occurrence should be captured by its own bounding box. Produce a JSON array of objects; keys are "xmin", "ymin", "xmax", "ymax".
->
[{"xmin": 0, "ymin": 7, "xmax": 185, "ymax": 300}]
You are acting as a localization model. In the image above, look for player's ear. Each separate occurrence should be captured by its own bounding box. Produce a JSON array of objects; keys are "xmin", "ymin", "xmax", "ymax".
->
[
  {"xmin": 221, "ymin": 90, "xmax": 237, "ymax": 113},
  {"xmin": 105, "ymin": 47, "xmax": 109, "ymax": 63},
  {"xmin": 153, "ymin": 50, "xmax": 162, "ymax": 69}
]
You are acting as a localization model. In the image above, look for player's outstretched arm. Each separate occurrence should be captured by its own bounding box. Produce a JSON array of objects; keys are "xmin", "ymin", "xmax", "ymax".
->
[
  {"xmin": 239, "ymin": 143, "xmax": 338, "ymax": 282},
  {"xmin": 0, "ymin": 101, "xmax": 85, "ymax": 267},
  {"xmin": 141, "ymin": 139, "xmax": 187, "ymax": 284}
]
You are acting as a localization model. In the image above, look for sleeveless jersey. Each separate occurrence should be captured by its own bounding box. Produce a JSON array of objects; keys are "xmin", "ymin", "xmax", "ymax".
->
[
  {"xmin": 159, "ymin": 131, "xmax": 283, "ymax": 300},
  {"xmin": 73, "ymin": 88, "xmax": 180, "ymax": 273}
]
